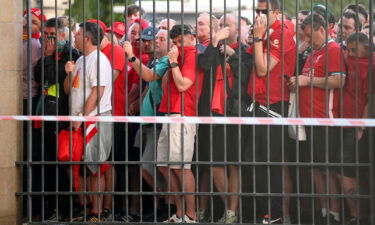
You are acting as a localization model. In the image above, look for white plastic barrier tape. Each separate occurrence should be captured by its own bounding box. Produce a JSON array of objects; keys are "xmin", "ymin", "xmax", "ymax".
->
[{"xmin": 0, "ymin": 115, "xmax": 374, "ymax": 127}]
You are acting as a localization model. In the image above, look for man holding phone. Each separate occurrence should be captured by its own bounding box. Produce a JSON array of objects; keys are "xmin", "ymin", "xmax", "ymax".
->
[{"xmin": 247, "ymin": 0, "xmax": 296, "ymax": 223}]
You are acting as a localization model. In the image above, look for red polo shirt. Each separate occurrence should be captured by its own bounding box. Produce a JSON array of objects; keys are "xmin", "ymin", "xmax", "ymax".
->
[
  {"xmin": 247, "ymin": 19, "xmax": 296, "ymax": 105},
  {"xmin": 158, "ymin": 46, "xmax": 203, "ymax": 116},
  {"xmin": 299, "ymin": 40, "xmax": 345, "ymax": 118}
]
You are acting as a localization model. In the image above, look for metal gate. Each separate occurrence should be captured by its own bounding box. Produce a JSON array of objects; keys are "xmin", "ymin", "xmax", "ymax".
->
[{"xmin": 18, "ymin": 0, "xmax": 374, "ymax": 224}]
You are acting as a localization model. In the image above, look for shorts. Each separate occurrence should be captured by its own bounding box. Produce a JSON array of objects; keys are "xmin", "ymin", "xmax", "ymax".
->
[
  {"xmin": 141, "ymin": 126, "xmax": 165, "ymax": 189},
  {"xmin": 303, "ymin": 126, "xmax": 340, "ymax": 169},
  {"xmin": 157, "ymin": 114, "xmax": 197, "ymax": 169},
  {"xmin": 84, "ymin": 111, "xmax": 113, "ymax": 174},
  {"xmin": 330, "ymin": 127, "xmax": 369, "ymax": 178}
]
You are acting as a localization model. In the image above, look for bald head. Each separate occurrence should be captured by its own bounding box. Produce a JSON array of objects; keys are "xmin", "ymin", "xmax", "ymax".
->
[
  {"xmin": 158, "ymin": 18, "xmax": 176, "ymax": 30},
  {"xmin": 197, "ymin": 13, "xmax": 218, "ymax": 43},
  {"xmin": 155, "ymin": 29, "xmax": 171, "ymax": 57},
  {"xmin": 219, "ymin": 14, "xmax": 239, "ymax": 43}
]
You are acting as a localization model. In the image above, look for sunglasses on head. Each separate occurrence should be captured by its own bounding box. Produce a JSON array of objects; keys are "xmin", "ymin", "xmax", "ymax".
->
[{"xmin": 255, "ymin": 9, "xmax": 271, "ymax": 15}]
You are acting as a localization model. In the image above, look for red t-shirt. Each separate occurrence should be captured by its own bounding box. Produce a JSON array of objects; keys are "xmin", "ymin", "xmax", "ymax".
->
[
  {"xmin": 158, "ymin": 46, "xmax": 203, "ymax": 116},
  {"xmin": 342, "ymin": 54, "xmax": 375, "ymax": 118},
  {"xmin": 247, "ymin": 19, "xmax": 296, "ymax": 105},
  {"xmin": 299, "ymin": 40, "xmax": 346, "ymax": 118},
  {"xmin": 101, "ymin": 43, "xmax": 128, "ymax": 116},
  {"xmin": 109, "ymin": 44, "xmax": 149, "ymax": 116}
]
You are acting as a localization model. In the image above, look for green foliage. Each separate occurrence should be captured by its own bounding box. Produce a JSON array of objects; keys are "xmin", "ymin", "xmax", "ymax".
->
[
  {"xmin": 66, "ymin": 0, "xmax": 130, "ymax": 25},
  {"xmin": 283, "ymin": 0, "xmax": 370, "ymax": 22},
  {"xmin": 66, "ymin": 0, "xmax": 371, "ymax": 25}
]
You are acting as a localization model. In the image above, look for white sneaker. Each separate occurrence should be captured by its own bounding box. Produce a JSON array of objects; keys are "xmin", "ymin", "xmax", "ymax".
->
[
  {"xmin": 183, "ymin": 215, "xmax": 197, "ymax": 223},
  {"xmin": 217, "ymin": 210, "xmax": 238, "ymax": 223},
  {"xmin": 163, "ymin": 214, "xmax": 182, "ymax": 223}
]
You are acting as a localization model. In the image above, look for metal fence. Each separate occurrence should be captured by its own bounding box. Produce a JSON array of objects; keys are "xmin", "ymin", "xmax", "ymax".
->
[{"xmin": 18, "ymin": 0, "xmax": 374, "ymax": 224}]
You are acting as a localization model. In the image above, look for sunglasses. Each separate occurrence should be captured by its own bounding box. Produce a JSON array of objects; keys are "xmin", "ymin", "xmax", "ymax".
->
[{"xmin": 255, "ymin": 9, "xmax": 273, "ymax": 15}]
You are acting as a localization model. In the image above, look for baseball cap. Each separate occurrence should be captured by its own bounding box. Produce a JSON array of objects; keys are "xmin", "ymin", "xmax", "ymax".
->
[
  {"xmin": 312, "ymin": 4, "xmax": 335, "ymax": 24},
  {"xmin": 88, "ymin": 19, "xmax": 107, "ymax": 36},
  {"xmin": 140, "ymin": 27, "xmax": 159, "ymax": 41},
  {"xmin": 23, "ymin": 8, "xmax": 47, "ymax": 22},
  {"xmin": 132, "ymin": 18, "xmax": 149, "ymax": 30},
  {"xmin": 106, "ymin": 22, "xmax": 126, "ymax": 37}
]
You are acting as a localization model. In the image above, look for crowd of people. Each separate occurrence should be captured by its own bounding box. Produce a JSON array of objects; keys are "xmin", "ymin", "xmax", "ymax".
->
[{"xmin": 22, "ymin": 0, "xmax": 374, "ymax": 224}]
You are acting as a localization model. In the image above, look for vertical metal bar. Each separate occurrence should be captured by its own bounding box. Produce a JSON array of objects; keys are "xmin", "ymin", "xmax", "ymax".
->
[
  {"xmin": 338, "ymin": 0, "xmax": 345, "ymax": 223},
  {"xmin": 280, "ymin": 1, "xmax": 286, "ymax": 222},
  {"xmin": 123, "ymin": 0, "xmax": 129, "ymax": 219},
  {"xmin": 110, "ymin": 0, "xmax": 115, "ymax": 221},
  {"xmin": 180, "ymin": 0, "xmax": 186, "ymax": 220},
  {"xmin": 68, "ymin": 0, "xmax": 74, "ymax": 221},
  {"xmin": 95, "ymin": 0, "xmax": 102, "ymax": 219},
  {"xmin": 368, "ymin": 0, "xmax": 375, "ymax": 223},
  {"xmin": 194, "ymin": 0, "xmax": 199, "ymax": 222},
  {"xmin": 166, "ymin": 0, "xmax": 172, "ymax": 220},
  {"xmin": 151, "ymin": 0, "xmax": 157, "ymax": 221},
  {"xmin": 26, "ymin": 0, "xmax": 32, "ymax": 222},
  {"xmin": 139, "ymin": 0, "xmax": 144, "ymax": 222},
  {"xmin": 53, "ymin": 0, "xmax": 59, "ymax": 221},
  {"xmin": 237, "ymin": 0, "xmax": 242, "ymax": 223},
  {"xmin": 323, "ymin": 0, "xmax": 331, "ymax": 221},
  {"xmin": 252, "ymin": 0, "xmax": 256, "ymax": 223},
  {"xmin": 82, "ymin": 0, "xmax": 88, "ymax": 220},
  {"xmin": 295, "ymin": 0, "xmax": 301, "ymax": 224},
  {"xmin": 308, "ymin": 0, "xmax": 316, "ymax": 223},
  {"xmin": 40, "ymin": 0, "xmax": 46, "ymax": 221},
  {"xmin": 208, "ymin": 0, "xmax": 214, "ymax": 222},
  {"xmin": 265, "ymin": 0, "xmax": 271, "ymax": 220}
]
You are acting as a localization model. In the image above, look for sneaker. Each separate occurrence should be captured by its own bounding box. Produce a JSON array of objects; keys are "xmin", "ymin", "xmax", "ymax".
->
[
  {"xmin": 328, "ymin": 214, "xmax": 340, "ymax": 225},
  {"xmin": 114, "ymin": 211, "xmax": 140, "ymax": 222},
  {"xmin": 198, "ymin": 210, "xmax": 211, "ymax": 222},
  {"xmin": 163, "ymin": 214, "xmax": 182, "ymax": 223},
  {"xmin": 346, "ymin": 217, "xmax": 358, "ymax": 225},
  {"xmin": 261, "ymin": 214, "xmax": 282, "ymax": 224},
  {"xmin": 72, "ymin": 206, "xmax": 90, "ymax": 222},
  {"xmin": 101, "ymin": 208, "xmax": 113, "ymax": 221},
  {"xmin": 183, "ymin": 215, "xmax": 197, "ymax": 223},
  {"xmin": 45, "ymin": 210, "xmax": 65, "ymax": 222},
  {"xmin": 86, "ymin": 213, "xmax": 99, "ymax": 223},
  {"xmin": 217, "ymin": 210, "xmax": 238, "ymax": 223}
]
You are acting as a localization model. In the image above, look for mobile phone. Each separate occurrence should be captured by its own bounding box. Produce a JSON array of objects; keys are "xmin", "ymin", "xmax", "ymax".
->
[{"xmin": 283, "ymin": 75, "xmax": 290, "ymax": 81}]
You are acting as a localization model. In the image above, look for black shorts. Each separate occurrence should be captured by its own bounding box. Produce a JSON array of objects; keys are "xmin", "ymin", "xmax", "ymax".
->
[
  {"xmin": 198, "ymin": 124, "xmax": 239, "ymax": 162},
  {"xmin": 303, "ymin": 126, "xmax": 340, "ymax": 169},
  {"xmin": 114, "ymin": 123, "xmax": 140, "ymax": 163},
  {"xmin": 329, "ymin": 127, "xmax": 369, "ymax": 178}
]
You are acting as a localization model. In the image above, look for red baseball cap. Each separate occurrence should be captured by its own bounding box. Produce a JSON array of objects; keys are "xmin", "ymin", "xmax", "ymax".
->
[
  {"xmin": 106, "ymin": 22, "xmax": 126, "ymax": 37},
  {"xmin": 23, "ymin": 8, "xmax": 47, "ymax": 22},
  {"xmin": 88, "ymin": 19, "xmax": 107, "ymax": 36},
  {"xmin": 132, "ymin": 18, "xmax": 149, "ymax": 30}
]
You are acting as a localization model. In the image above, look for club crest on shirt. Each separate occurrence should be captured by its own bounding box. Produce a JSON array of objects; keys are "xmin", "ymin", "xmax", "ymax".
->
[{"xmin": 271, "ymin": 39, "xmax": 279, "ymax": 48}]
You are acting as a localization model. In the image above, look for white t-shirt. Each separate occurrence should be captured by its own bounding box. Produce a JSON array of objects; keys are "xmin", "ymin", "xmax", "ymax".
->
[{"xmin": 71, "ymin": 50, "xmax": 112, "ymax": 116}]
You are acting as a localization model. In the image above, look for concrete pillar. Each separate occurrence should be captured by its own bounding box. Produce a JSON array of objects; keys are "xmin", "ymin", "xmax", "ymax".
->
[{"xmin": 0, "ymin": 1, "xmax": 23, "ymax": 224}]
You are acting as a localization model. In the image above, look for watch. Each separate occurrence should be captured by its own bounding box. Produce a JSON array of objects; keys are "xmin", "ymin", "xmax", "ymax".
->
[
  {"xmin": 128, "ymin": 56, "xmax": 137, "ymax": 62},
  {"xmin": 169, "ymin": 62, "xmax": 179, "ymax": 68},
  {"xmin": 254, "ymin": 37, "xmax": 263, "ymax": 43}
]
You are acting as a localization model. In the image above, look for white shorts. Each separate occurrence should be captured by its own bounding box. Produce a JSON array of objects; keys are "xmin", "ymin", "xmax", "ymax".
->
[{"xmin": 157, "ymin": 114, "xmax": 197, "ymax": 169}]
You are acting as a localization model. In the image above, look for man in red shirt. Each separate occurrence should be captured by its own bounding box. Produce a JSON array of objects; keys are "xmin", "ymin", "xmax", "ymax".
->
[
  {"xmin": 288, "ymin": 14, "xmax": 346, "ymax": 225},
  {"xmin": 157, "ymin": 24, "xmax": 201, "ymax": 223},
  {"xmin": 249, "ymin": 0, "xmax": 296, "ymax": 223},
  {"xmin": 339, "ymin": 32, "xmax": 373, "ymax": 224}
]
